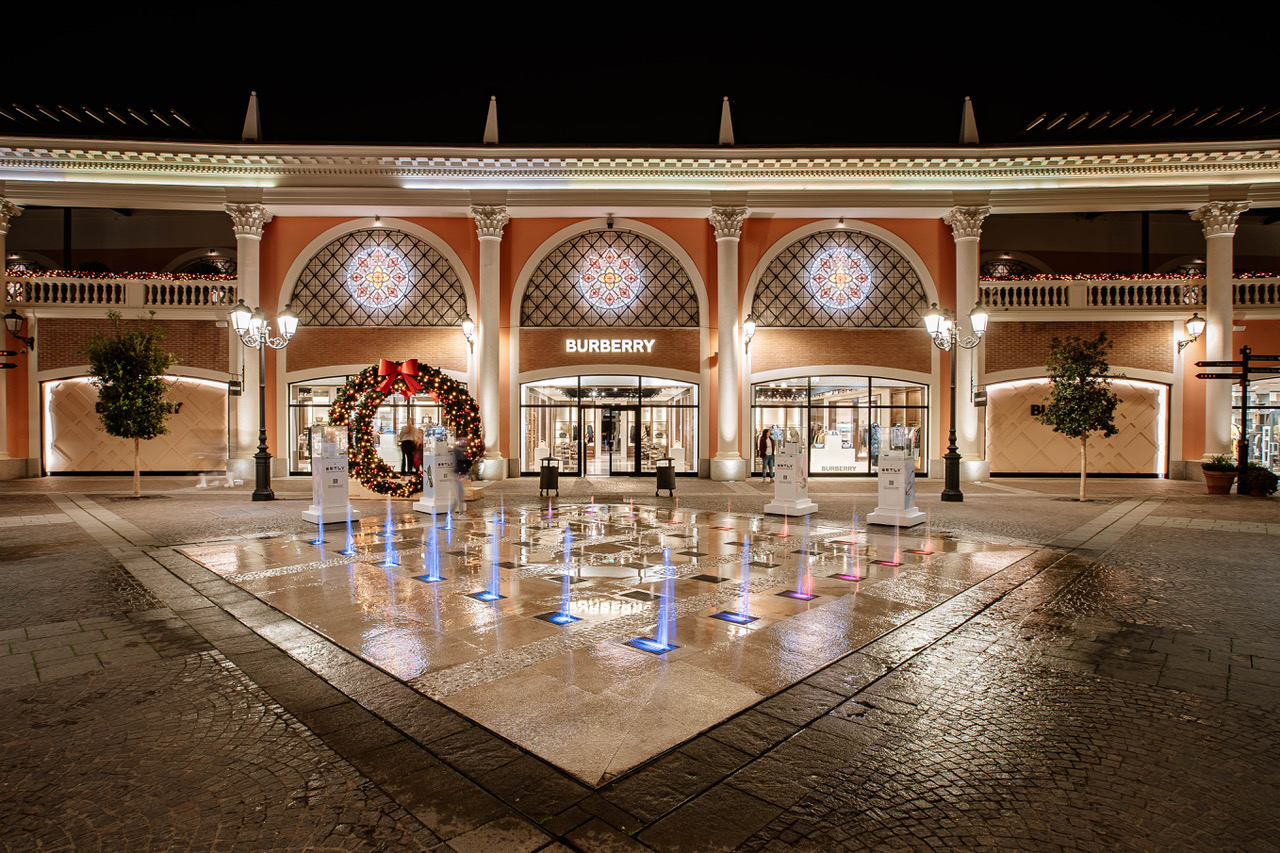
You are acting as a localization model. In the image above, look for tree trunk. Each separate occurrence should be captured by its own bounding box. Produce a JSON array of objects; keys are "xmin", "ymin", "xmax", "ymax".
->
[
  {"xmin": 1079, "ymin": 435, "xmax": 1088, "ymax": 502},
  {"xmin": 133, "ymin": 437, "xmax": 141, "ymax": 498}
]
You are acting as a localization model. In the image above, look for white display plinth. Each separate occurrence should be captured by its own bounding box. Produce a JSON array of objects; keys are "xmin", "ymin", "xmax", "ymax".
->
[
  {"xmin": 413, "ymin": 448, "xmax": 457, "ymax": 514},
  {"xmin": 867, "ymin": 450, "xmax": 926, "ymax": 527},
  {"xmin": 764, "ymin": 443, "xmax": 818, "ymax": 516},
  {"xmin": 303, "ymin": 427, "xmax": 361, "ymax": 525}
]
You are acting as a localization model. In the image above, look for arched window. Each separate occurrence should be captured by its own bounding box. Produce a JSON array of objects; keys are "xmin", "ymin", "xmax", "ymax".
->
[
  {"xmin": 291, "ymin": 228, "xmax": 467, "ymax": 327},
  {"xmin": 980, "ymin": 257, "xmax": 1042, "ymax": 279},
  {"xmin": 751, "ymin": 230, "xmax": 928, "ymax": 327},
  {"xmin": 521, "ymin": 229, "xmax": 698, "ymax": 327},
  {"xmin": 174, "ymin": 254, "xmax": 236, "ymax": 276}
]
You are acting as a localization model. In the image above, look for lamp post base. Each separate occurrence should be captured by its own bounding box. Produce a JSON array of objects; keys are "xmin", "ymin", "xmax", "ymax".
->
[{"xmin": 252, "ymin": 450, "xmax": 274, "ymax": 502}]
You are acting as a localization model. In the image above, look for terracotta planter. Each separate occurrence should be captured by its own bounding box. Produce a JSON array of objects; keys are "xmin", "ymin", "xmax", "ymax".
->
[{"xmin": 1203, "ymin": 470, "xmax": 1236, "ymax": 495}]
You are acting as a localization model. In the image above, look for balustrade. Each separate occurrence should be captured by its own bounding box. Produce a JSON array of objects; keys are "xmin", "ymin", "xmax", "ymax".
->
[{"xmin": 4, "ymin": 275, "xmax": 237, "ymax": 309}]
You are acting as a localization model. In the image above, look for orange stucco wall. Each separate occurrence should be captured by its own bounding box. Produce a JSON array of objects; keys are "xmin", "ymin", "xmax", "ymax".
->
[{"xmin": 1180, "ymin": 318, "xmax": 1280, "ymax": 460}]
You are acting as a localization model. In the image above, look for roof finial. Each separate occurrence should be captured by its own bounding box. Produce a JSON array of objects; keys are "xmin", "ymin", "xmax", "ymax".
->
[
  {"xmin": 483, "ymin": 95, "xmax": 499, "ymax": 145},
  {"xmin": 241, "ymin": 90, "xmax": 261, "ymax": 143},
  {"xmin": 960, "ymin": 95, "xmax": 979, "ymax": 145},
  {"xmin": 719, "ymin": 96, "xmax": 734, "ymax": 146}
]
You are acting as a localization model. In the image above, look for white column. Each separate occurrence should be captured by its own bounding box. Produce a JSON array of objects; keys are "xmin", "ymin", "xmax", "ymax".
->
[
  {"xmin": 471, "ymin": 206, "xmax": 509, "ymax": 480},
  {"xmin": 0, "ymin": 199, "xmax": 21, "ymax": 464},
  {"xmin": 944, "ymin": 206, "xmax": 989, "ymax": 480},
  {"xmin": 1191, "ymin": 201, "xmax": 1248, "ymax": 459},
  {"xmin": 224, "ymin": 203, "xmax": 273, "ymax": 477},
  {"xmin": 710, "ymin": 207, "xmax": 747, "ymax": 481}
]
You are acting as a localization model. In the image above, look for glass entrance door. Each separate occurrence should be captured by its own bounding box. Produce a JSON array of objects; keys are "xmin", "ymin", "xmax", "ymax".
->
[{"xmin": 603, "ymin": 406, "xmax": 641, "ymax": 475}]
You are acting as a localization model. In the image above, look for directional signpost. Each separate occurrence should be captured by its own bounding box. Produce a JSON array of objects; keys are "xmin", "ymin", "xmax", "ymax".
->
[
  {"xmin": 0, "ymin": 350, "xmax": 14, "ymax": 369},
  {"xmin": 1196, "ymin": 345, "xmax": 1280, "ymax": 493}
]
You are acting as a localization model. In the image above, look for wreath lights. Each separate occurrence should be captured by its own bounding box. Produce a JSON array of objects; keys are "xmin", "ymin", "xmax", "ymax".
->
[{"xmin": 328, "ymin": 360, "xmax": 484, "ymax": 497}]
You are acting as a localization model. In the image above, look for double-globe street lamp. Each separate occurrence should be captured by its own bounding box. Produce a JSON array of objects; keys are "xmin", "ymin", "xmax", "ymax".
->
[
  {"xmin": 923, "ymin": 301, "xmax": 988, "ymax": 502},
  {"xmin": 230, "ymin": 299, "xmax": 299, "ymax": 501}
]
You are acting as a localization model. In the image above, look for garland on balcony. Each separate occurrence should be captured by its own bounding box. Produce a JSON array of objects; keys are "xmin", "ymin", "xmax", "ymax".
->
[
  {"xmin": 327, "ymin": 361, "xmax": 484, "ymax": 497},
  {"xmin": 981, "ymin": 272, "xmax": 1280, "ymax": 282},
  {"xmin": 5, "ymin": 270, "xmax": 237, "ymax": 281}
]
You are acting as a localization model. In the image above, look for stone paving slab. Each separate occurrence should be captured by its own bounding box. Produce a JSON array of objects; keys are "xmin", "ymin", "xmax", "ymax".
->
[{"xmin": 1, "ymin": 475, "xmax": 1277, "ymax": 851}]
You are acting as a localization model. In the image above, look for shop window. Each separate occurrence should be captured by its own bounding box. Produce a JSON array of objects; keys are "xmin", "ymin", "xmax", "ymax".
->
[
  {"xmin": 522, "ymin": 229, "xmax": 698, "ymax": 327},
  {"xmin": 520, "ymin": 375, "xmax": 698, "ymax": 476},
  {"xmin": 291, "ymin": 228, "xmax": 466, "ymax": 327},
  {"xmin": 752, "ymin": 376, "xmax": 926, "ymax": 476},
  {"xmin": 752, "ymin": 230, "xmax": 928, "ymax": 328}
]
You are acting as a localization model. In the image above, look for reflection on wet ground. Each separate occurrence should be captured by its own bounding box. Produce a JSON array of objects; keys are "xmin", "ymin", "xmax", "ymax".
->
[{"xmin": 179, "ymin": 503, "xmax": 1032, "ymax": 785}]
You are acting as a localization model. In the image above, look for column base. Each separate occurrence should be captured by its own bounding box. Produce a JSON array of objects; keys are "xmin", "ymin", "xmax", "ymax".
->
[
  {"xmin": 477, "ymin": 455, "xmax": 508, "ymax": 481},
  {"xmin": 0, "ymin": 457, "xmax": 33, "ymax": 480},
  {"xmin": 710, "ymin": 455, "xmax": 747, "ymax": 481}
]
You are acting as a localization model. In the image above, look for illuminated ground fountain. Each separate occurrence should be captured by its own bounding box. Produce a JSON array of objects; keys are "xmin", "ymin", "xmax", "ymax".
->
[
  {"xmin": 712, "ymin": 533, "xmax": 759, "ymax": 624},
  {"xmin": 413, "ymin": 511, "xmax": 446, "ymax": 583},
  {"xmin": 627, "ymin": 547, "xmax": 678, "ymax": 653},
  {"xmin": 467, "ymin": 526, "xmax": 505, "ymax": 602},
  {"xmin": 340, "ymin": 506, "xmax": 358, "ymax": 557},
  {"xmin": 537, "ymin": 523, "xmax": 581, "ymax": 625},
  {"xmin": 832, "ymin": 509, "xmax": 863, "ymax": 581},
  {"xmin": 873, "ymin": 519, "xmax": 903, "ymax": 568}
]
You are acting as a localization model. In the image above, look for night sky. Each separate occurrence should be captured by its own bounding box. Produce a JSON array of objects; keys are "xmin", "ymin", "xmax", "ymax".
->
[{"xmin": 8, "ymin": 19, "xmax": 1277, "ymax": 148}]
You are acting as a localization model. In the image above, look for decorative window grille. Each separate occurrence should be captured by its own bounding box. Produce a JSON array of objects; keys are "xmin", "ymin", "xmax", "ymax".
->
[
  {"xmin": 752, "ymin": 230, "xmax": 928, "ymax": 328},
  {"xmin": 291, "ymin": 229, "xmax": 467, "ymax": 327},
  {"xmin": 522, "ymin": 229, "xmax": 699, "ymax": 327},
  {"xmin": 980, "ymin": 257, "xmax": 1040, "ymax": 279},
  {"xmin": 174, "ymin": 255, "xmax": 237, "ymax": 276}
]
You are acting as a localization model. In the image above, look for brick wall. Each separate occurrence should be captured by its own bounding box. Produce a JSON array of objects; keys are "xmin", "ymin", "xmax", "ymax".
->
[
  {"xmin": 39, "ymin": 318, "xmax": 228, "ymax": 373},
  {"xmin": 286, "ymin": 327, "xmax": 467, "ymax": 374},
  {"xmin": 519, "ymin": 328, "xmax": 700, "ymax": 374},
  {"xmin": 986, "ymin": 321, "xmax": 1172, "ymax": 374},
  {"xmin": 750, "ymin": 329, "xmax": 930, "ymax": 375}
]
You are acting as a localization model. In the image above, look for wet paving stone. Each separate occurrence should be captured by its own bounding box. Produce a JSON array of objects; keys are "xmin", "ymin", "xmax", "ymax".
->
[{"xmin": 0, "ymin": 650, "xmax": 440, "ymax": 851}]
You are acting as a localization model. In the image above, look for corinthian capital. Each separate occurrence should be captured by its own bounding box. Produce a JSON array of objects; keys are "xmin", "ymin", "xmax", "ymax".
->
[
  {"xmin": 471, "ymin": 205, "xmax": 510, "ymax": 240},
  {"xmin": 709, "ymin": 207, "xmax": 747, "ymax": 240},
  {"xmin": 0, "ymin": 199, "xmax": 22, "ymax": 236},
  {"xmin": 1191, "ymin": 201, "xmax": 1250, "ymax": 237},
  {"xmin": 944, "ymin": 206, "xmax": 990, "ymax": 241},
  {"xmin": 225, "ymin": 203, "xmax": 274, "ymax": 239}
]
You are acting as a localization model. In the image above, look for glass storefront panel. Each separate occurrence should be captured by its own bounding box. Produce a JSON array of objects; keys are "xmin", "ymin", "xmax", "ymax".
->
[
  {"xmin": 751, "ymin": 376, "xmax": 926, "ymax": 476},
  {"xmin": 520, "ymin": 375, "xmax": 699, "ymax": 475},
  {"xmin": 1234, "ymin": 378, "xmax": 1280, "ymax": 473}
]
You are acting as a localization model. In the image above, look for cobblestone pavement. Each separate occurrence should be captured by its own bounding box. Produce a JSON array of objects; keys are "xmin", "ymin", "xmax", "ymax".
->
[{"xmin": 0, "ymin": 474, "xmax": 1276, "ymax": 852}]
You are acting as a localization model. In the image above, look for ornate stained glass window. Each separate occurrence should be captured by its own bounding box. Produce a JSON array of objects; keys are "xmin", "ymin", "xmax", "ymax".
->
[
  {"xmin": 579, "ymin": 248, "xmax": 641, "ymax": 310},
  {"xmin": 291, "ymin": 229, "xmax": 467, "ymax": 327},
  {"xmin": 752, "ymin": 230, "xmax": 927, "ymax": 328},
  {"xmin": 522, "ymin": 229, "xmax": 698, "ymax": 327},
  {"xmin": 346, "ymin": 246, "xmax": 410, "ymax": 309},
  {"xmin": 809, "ymin": 247, "xmax": 873, "ymax": 310}
]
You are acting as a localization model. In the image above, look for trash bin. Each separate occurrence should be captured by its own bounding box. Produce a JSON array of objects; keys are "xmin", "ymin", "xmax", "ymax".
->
[
  {"xmin": 655, "ymin": 456, "xmax": 676, "ymax": 497},
  {"xmin": 539, "ymin": 457, "xmax": 561, "ymax": 497}
]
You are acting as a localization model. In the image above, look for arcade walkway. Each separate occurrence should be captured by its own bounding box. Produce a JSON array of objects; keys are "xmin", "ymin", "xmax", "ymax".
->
[{"xmin": 1, "ymin": 473, "xmax": 1276, "ymax": 852}]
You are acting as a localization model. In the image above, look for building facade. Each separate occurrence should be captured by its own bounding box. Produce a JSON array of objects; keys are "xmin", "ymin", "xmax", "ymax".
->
[{"xmin": 3, "ymin": 138, "xmax": 1278, "ymax": 485}]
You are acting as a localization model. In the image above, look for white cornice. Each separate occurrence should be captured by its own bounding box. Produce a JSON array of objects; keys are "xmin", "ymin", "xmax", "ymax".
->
[{"xmin": 3, "ymin": 137, "xmax": 1280, "ymax": 215}]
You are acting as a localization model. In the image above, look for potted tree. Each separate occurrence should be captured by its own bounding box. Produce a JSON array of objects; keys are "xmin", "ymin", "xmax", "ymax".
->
[
  {"xmin": 1035, "ymin": 333, "xmax": 1120, "ymax": 501},
  {"xmin": 1201, "ymin": 455, "xmax": 1238, "ymax": 495},
  {"xmin": 82, "ymin": 311, "xmax": 178, "ymax": 498},
  {"xmin": 1239, "ymin": 462, "xmax": 1278, "ymax": 497}
]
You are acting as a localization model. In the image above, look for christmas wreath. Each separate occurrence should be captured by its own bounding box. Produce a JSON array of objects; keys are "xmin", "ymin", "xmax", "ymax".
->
[{"xmin": 328, "ymin": 359, "xmax": 484, "ymax": 497}]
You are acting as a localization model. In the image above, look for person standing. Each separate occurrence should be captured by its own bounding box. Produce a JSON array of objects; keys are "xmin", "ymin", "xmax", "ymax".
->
[
  {"xmin": 398, "ymin": 419, "xmax": 417, "ymax": 475},
  {"xmin": 758, "ymin": 427, "xmax": 775, "ymax": 483},
  {"xmin": 452, "ymin": 436, "xmax": 471, "ymax": 516}
]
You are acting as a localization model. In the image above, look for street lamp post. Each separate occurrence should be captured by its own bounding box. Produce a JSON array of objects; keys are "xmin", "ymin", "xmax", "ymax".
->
[
  {"xmin": 923, "ymin": 301, "xmax": 988, "ymax": 502},
  {"xmin": 229, "ymin": 299, "xmax": 299, "ymax": 501}
]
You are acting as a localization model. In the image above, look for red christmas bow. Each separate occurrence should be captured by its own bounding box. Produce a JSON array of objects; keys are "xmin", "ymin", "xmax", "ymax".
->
[{"xmin": 377, "ymin": 358, "xmax": 422, "ymax": 400}]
